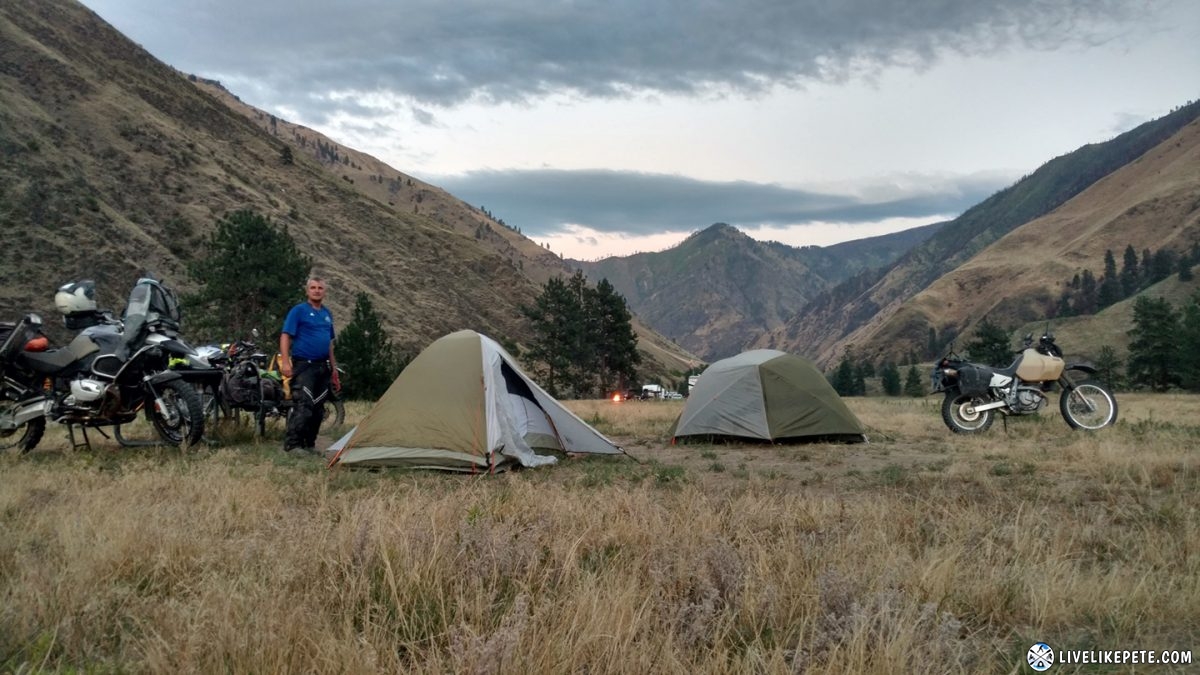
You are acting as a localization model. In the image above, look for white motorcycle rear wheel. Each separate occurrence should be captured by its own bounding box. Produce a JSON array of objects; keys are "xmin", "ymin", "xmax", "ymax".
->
[{"xmin": 941, "ymin": 392, "xmax": 994, "ymax": 433}]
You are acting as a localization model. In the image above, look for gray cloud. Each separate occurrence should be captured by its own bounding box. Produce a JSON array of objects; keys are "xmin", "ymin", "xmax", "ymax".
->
[
  {"xmin": 83, "ymin": 0, "xmax": 1146, "ymax": 119},
  {"xmin": 432, "ymin": 169, "xmax": 1009, "ymax": 236},
  {"xmin": 410, "ymin": 107, "xmax": 437, "ymax": 127}
]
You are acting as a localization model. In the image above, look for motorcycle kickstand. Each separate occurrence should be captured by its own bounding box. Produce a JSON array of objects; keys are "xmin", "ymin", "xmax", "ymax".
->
[{"xmin": 66, "ymin": 423, "xmax": 94, "ymax": 452}]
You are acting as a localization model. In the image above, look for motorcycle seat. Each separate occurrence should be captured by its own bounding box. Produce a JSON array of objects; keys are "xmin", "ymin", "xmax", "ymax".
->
[
  {"xmin": 21, "ymin": 335, "xmax": 100, "ymax": 374},
  {"xmin": 22, "ymin": 348, "xmax": 78, "ymax": 373}
]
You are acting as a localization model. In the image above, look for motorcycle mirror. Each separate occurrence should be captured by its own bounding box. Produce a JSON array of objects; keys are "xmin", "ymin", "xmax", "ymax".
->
[
  {"xmin": 251, "ymin": 328, "xmax": 260, "ymax": 339},
  {"xmin": 1041, "ymin": 322, "xmax": 1055, "ymax": 342}
]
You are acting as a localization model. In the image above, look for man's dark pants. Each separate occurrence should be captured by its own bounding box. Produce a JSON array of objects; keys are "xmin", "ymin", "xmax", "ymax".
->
[{"xmin": 285, "ymin": 360, "xmax": 330, "ymax": 450}]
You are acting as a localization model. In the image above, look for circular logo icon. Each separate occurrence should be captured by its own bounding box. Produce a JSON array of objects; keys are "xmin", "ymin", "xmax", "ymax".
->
[{"xmin": 1028, "ymin": 642, "xmax": 1054, "ymax": 671}]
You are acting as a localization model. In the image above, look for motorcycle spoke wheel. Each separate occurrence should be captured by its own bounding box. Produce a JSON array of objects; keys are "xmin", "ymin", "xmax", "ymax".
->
[
  {"xmin": 941, "ymin": 392, "xmax": 993, "ymax": 433},
  {"xmin": 1060, "ymin": 381, "xmax": 1118, "ymax": 430},
  {"xmin": 149, "ymin": 380, "xmax": 205, "ymax": 447},
  {"xmin": 0, "ymin": 415, "xmax": 45, "ymax": 454},
  {"xmin": 199, "ymin": 384, "xmax": 227, "ymax": 426}
]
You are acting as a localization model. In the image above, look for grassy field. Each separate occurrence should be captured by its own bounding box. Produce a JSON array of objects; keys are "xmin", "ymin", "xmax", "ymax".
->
[{"xmin": 1, "ymin": 394, "xmax": 1197, "ymax": 673}]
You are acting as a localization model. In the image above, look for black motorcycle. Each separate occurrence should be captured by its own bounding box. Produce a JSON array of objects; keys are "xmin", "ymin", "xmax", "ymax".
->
[
  {"xmin": 0, "ymin": 315, "xmax": 50, "ymax": 454},
  {"xmin": 220, "ymin": 332, "xmax": 345, "ymax": 437},
  {"xmin": 931, "ymin": 331, "xmax": 1117, "ymax": 433},
  {"xmin": 17, "ymin": 277, "xmax": 206, "ymax": 449}
]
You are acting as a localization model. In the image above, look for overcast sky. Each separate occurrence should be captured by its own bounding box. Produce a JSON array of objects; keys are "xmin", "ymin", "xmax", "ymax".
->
[{"xmin": 81, "ymin": 0, "xmax": 1200, "ymax": 259}]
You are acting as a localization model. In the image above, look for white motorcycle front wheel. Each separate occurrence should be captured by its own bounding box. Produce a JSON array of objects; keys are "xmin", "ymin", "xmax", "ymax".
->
[
  {"xmin": 941, "ymin": 392, "xmax": 994, "ymax": 433},
  {"xmin": 1060, "ymin": 380, "xmax": 1118, "ymax": 430}
]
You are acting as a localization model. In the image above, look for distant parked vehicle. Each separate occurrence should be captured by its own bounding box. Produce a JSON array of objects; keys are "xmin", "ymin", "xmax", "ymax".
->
[{"xmin": 640, "ymin": 384, "xmax": 664, "ymax": 399}]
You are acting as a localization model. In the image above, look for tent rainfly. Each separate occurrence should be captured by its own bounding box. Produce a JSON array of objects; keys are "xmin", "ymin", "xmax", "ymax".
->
[
  {"xmin": 328, "ymin": 330, "xmax": 622, "ymax": 471},
  {"xmin": 670, "ymin": 349, "xmax": 867, "ymax": 443}
]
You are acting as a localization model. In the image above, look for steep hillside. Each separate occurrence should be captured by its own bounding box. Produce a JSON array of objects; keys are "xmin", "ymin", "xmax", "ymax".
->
[
  {"xmin": 189, "ymin": 78, "xmax": 572, "ymax": 286},
  {"xmin": 759, "ymin": 101, "xmax": 1200, "ymax": 365},
  {"xmin": 190, "ymin": 79, "xmax": 700, "ymax": 376},
  {"xmin": 572, "ymin": 221, "xmax": 941, "ymax": 359},
  {"xmin": 1013, "ymin": 274, "xmax": 1200, "ymax": 364},
  {"xmin": 0, "ymin": 0, "xmax": 698, "ymax": 378}
]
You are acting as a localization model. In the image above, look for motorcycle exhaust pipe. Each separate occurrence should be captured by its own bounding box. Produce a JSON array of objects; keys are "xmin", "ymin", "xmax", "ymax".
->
[{"xmin": 0, "ymin": 397, "xmax": 47, "ymax": 430}]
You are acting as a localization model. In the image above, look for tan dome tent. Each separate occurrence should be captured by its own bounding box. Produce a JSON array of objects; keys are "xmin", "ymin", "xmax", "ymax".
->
[
  {"xmin": 328, "ymin": 330, "xmax": 622, "ymax": 471},
  {"xmin": 670, "ymin": 350, "xmax": 866, "ymax": 443}
]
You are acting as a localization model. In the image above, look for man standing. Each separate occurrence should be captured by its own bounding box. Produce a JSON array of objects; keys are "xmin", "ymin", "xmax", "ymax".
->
[{"xmin": 280, "ymin": 277, "xmax": 340, "ymax": 453}]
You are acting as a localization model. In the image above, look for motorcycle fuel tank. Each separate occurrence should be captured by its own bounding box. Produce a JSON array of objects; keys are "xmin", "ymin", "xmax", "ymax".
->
[{"xmin": 1015, "ymin": 349, "xmax": 1065, "ymax": 382}]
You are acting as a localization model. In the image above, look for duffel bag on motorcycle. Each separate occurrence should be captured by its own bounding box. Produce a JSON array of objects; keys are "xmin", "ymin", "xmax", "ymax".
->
[{"xmin": 220, "ymin": 361, "xmax": 285, "ymax": 408}]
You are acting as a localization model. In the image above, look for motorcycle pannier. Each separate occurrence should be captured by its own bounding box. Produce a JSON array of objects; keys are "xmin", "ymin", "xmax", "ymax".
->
[
  {"xmin": 221, "ymin": 362, "xmax": 284, "ymax": 408},
  {"xmin": 956, "ymin": 364, "xmax": 991, "ymax": 398}
]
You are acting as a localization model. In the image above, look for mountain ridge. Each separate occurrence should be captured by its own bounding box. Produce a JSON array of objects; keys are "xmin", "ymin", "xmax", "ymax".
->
[
  {"xmin": 756, "ymin": 101, "xmax": 1200, "ymax": 365},
  {"xmin": 570, "ymin": 221, "xmax": 943, "ymax": 360}
]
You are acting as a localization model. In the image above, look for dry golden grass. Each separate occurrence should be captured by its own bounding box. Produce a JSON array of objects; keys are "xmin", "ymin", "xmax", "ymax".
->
[{"xmin": 2, "ymin": 394, "xmax": 1197, "ymax": 673}]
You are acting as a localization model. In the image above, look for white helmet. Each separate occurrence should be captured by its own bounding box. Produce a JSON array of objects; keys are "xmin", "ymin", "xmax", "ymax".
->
[{"xmin": 54, "ymin": 280, "xmax": 97, "ymax": 315}]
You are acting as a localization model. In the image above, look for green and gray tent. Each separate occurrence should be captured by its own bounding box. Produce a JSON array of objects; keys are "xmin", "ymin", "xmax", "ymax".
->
[
  {"xmin": 328, "ymin": 330, "xmax": 622, "ymax": 471},
  {"xmin": 670, "ymin": 350, "xmax": 866, "ymax": 443}
]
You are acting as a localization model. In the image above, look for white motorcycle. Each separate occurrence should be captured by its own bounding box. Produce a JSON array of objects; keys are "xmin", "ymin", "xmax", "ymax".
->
[{"xmin": 930, "ymin": 331, "xmax": 1117, "ymax": 433}]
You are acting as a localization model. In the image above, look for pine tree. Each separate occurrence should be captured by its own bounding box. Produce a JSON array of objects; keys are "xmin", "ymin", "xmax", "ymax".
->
[
  {"xmin": 1093, "ymin": 345, "xmax": 1123, "ymax": 390},
  {"xmin": 831, "ymin": 357, "xmax": 857, "ymax": 396},
  {"xmin": 564, "ymin": 270, "xmax": 597, "ymax": 395},
  {"xmin": 1097, "ymin": 249, "xmax": 1121, "ymax": 308},
  {"xmin": 522, "ymin": 276, "xmax": 580, "ymax": 397},
  {"xmin": 1055, "ymin": 290, "xmax": 1073, "ymax": 317},
  {"xmin": 586, "ymin": 278, "xmax": 641, "ymax": 396},
  {"xmin": 858, "ymin": 360, "xmax": 876, "ymax": 379},
  {"xmin": 1126, "ymin": 296, "xmax": 1180, "ymax": 390},
  {"xmin": 880, "ymin": 362, "xmax": 901, "ymax": 396},
  {"xmin": 903, "ymin": 365, "xmax": 925, "ymax": 397},
  {"xmin": 1178, "ymin": 293, "xmax": 1200, "ymax": 391},
  {"xmin": 334, "ymin": 293, "xmax": 404, "ymax": 400},
  {"xmin": 965, "ymin": 317, "xmax": 1013, "ymax": 368},
  {"xmin": 523, "ymin": 273, "xmax": 639, "ymax": 398},
  {"xmin": 184, "ymin": 210, "xmax": 312, "ymax": 340},
  {"xmin": 1078, "ymin": 270, "xmax": 1098, "ymax": 314},
  {"xmin": 1120, "ymin": 244, "xmax": 1140, "ymax": 298},
  {"xmin": 1150, "ymin": 249, "xmax": 1177, "ymax": 284}
]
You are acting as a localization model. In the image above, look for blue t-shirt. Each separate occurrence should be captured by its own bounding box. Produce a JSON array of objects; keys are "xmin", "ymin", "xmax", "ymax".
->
[{"xmin": 282, "ymin": 303, "xmax": 335, "ymax": 359}]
